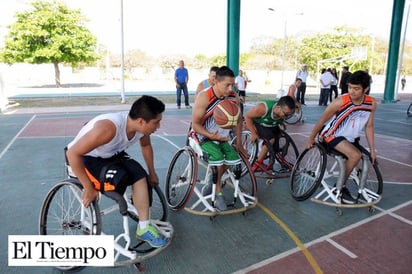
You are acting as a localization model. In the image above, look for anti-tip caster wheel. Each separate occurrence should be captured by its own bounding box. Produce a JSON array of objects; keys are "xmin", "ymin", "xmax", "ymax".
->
[
  {"xmin": 134, "ymin": 262, "xmax": 145, "ymax": 272},
  {"xmin": 266, "ymin": 179, "xmax": 273, "ymax": 185},
  {"xmin": 368, "ymin": 207, "xmax": 375, "ymax": 213},
  {"xmin": 336, "ymin": 208, "xmax": 343, "ymax": 216}
]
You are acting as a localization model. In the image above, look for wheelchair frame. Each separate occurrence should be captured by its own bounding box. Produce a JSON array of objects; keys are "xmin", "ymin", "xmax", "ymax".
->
[
  {"xmin": 290, "ymin": 141, "xmax": 383, "ymax": 215},
  {"xmin": 38, "ymin": 164, "xmax": 173, "ymax": 272},
  {"xmin": 165, "ymin": 134, "xmax": 258, "ymax": 217}
]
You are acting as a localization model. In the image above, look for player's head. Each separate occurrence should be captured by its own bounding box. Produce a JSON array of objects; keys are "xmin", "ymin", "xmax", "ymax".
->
[
  {"xmin": 276, "ymin": 96, "xmax": 296, "ymax": 119},
  {"xmin": 214, "ymin": 66, "xmax": 235, "ymax": 97},
  {"xmin": 129, "ymin": 95, "xmax": 165, "ymax": 122},
  {"xmin": 348, "ymin": 70, "xmax": 370, "ymax": 90},
  {"xmin": 209, "ymin": 66, "xmax": 219, "ymax": 83}
]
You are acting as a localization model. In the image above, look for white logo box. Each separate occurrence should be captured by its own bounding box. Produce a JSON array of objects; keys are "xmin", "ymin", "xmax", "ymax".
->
[{"xmin": 9, "ymin": 235, "xmax": 114, "ymax": 266}]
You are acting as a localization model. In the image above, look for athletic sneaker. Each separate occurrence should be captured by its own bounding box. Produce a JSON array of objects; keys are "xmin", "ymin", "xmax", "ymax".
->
[
  {"xmin": 214, "ymin": 192, "xmax": 227, "ymax": 211},
  {"xmin": 340, "ymin": 187, "xmax": 356, "ymax": 204},
  {"xmin": 136, "ymin": 223, "xmax": 168, "ymax": 248}
]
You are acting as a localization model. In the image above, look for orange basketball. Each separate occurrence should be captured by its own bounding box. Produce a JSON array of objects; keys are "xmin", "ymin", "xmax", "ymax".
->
[{"xmin": 213, "ymin": 100, "xmax": 240, "ymax": 129}]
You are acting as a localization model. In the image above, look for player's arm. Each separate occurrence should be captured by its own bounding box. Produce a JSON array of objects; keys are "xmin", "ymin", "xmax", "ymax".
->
[
  {"xmin": 66, "ymin": 120, "xmax": 116, "ymax": 207},
  {"xmin": 192, "ymin": 91, "xmax": 213, "ymax": 139},
  {"xmin": 244, "ymin": 103, "xmax": 266, "ymax": 143},
  {"xmin": 306, "ymin": 98, "xmax": 341, "ymax": 148},
  {"xmin": 140, "ymin": 135, "xmax": 158, "ymax": 184},
  {"xmin": 364, "ymin": 99, "xmax": 377, "ymax": 163}
]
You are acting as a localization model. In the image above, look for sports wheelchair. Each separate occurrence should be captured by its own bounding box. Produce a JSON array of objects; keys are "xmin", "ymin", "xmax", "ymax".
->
[
  {"xmin": 38, "ymin": 152, "xmax": 173, "ymax": 272},
  {"xmin": 231, "ymin": 125, "xmax": 299, "ymax": 185},
  {"xmin": 290, "ymin": 137, "xmax": 383, "ymax": 215},
  {"xmin": 165, "ymin": 130, "xmax": 258, "ymax": 217}
]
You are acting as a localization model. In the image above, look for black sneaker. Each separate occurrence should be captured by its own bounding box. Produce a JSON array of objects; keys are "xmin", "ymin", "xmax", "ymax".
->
[{"xmin": 341, "ymin": 187, "xmax": 356, "ymax": 204}]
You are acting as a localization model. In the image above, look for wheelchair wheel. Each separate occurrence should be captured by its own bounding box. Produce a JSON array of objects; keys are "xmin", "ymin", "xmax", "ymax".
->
[
  {"xmin": 407, "ymin": 102, "xmax": 412, "ymax": 117},
  {"xmin": 165, "ymin": 147, "xmax": 198, "ymax": 211},
  {"xmin": 237, "ymin": 150, "xmax": 258, "ymax": 195},
  {"xmin": 39, "ymin": 178, "xmax": 101, "ymax": 273},
  {"xmin": 274, "ymin": 130, "xmax": 299, "ymax": 172},
  {"xmin": 290, "ymin": 143, "xmax": 327, "ymax": 201},
  {"xmin": 128, "ymin": 184, "xmax": 168, "ymax": 223},
  {"xmin": 285, "ymin": 104, "xmax": 303, "ymax": 124},
  {"xmin": 353, "ymin": 147, "xmax": 383, "ymax": 195},
  {"xmin": 231, "ymin": 130, "xmax": 258, "ymax": 176}
]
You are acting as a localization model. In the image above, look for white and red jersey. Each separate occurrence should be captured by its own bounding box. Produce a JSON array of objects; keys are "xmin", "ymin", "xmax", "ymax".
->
[{"xmin": 321, "ymin": 94, "xmax": 373, "ymax": 143}]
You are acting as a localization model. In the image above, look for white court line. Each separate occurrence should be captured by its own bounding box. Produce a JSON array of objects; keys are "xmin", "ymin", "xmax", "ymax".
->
[
  {"xmin": 154, "ymin": 134, "xmax": 181, "ymax": 150},
  {"xmin": 0, "ymin": 115, "xmax": 36, "ymax": 160},
  {"xmin": 236, "ymin": 200, "xmax": 412, "ymax": 273},
  {"xmin": 326, "ymin": 238, "xmax": 358, "ymax": 258}
]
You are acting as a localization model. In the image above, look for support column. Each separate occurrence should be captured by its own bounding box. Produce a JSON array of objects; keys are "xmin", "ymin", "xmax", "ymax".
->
[
  {"xmin": 227, "ymin": 0, "xmax": 241, "ymax": 74},
  {"xmin": 383, "ymin": 0, "xmax": 405, "ymax": 103}
]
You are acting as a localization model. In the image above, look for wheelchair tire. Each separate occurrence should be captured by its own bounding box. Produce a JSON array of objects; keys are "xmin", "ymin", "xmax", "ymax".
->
[
  {"xmin": 274, "ymin": 130, "xmax": 299, "ymax": 172},
  {"xmin": 290, "ymin": 143, "xmax": 327, "ymax": 201},
  {"xmin": 165, "ymin": 147, "xmax": 198, "ymax": 211},
  {"xmin": 355, "ymin": 146, "xmax": 383, "ymax": 195},
  {"xmin": 39, "ymin": 178, "xmax": 102, "ymax": 273},
  {"xmin": 407, "ymin": 102, "xmax": 412, "ymax": 117},
  {"xmin": 231, "ymin": 130, "xmax": 258, "ymax": 177},
  {"xmin": 237, "ymin": 149, "xmax": 258, "ymax": 195},
  {"xmin": 128, "ymin": 184, "xmax": 168, "ymax": 223}
]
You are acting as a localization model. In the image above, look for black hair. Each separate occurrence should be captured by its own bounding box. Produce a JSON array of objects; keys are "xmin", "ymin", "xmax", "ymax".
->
[
  {"xmin": 210, "ymin": 66, "xmax": 219, "ymax": 73},
  {"xmin": 216, "ymin": 66, "xmax": 235, "ymax": 81},
  {"xmin": 348, "ymin": 70, "xmax": 370, "ymax": 89},
  {"xmin": 277, "ymin": 96, "xmax": 296, "ymax": 111},
  {"xmin": 129, "ymin": 95, "xmax": 165, "ymax": 121}
]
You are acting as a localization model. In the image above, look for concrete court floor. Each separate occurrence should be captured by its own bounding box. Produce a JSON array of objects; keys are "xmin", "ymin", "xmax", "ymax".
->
[{"xmin": 0, "ymin": 99, "xmax": 411, "ymax": 274}]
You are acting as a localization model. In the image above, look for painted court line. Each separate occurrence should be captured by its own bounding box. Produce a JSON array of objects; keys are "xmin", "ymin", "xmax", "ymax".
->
[
  {"xmin": 0, "ymin": 115, "xmax": 36, "ymax": 160},
  {"xmin": 326, "ymin": 238, "xmax": 358, "ymax": 258}
]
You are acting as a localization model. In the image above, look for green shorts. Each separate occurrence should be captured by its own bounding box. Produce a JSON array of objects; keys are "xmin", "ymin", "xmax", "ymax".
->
[{"xmin": 200, "ymin": 141, "xmax": 241, "ymax": 166}]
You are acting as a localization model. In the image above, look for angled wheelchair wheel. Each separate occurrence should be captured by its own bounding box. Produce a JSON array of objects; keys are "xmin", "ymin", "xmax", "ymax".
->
[
  {"xmin": 407, "ymin": 102, "xmax": 412, "ymax": 117},
  {"xmin": 290, "ymin": 143, "xmax": 327, "ymax": 201},
  {"xmin": 165, "ymin": 147, "xmax": 198, "ymax": 211},
  {"xmin": 231, "ymin": 130, "xmax": 258, "ymax": 177},
  {"xmin": 285, "ymin": 104, "xmax": 303, "ymax": 124},
  {"xmin": 128, "ymin": 184, "xmax": 168, "ymax": 223},
  {"xmin": 274, "ymin": 130, "xmax": 299, "ymax": 172},
  {"xmin": 353, "ymin": 147, "xmax": 383, "ymax": 195},
  {"xmin": 39, "ymin": 178, "xmax": 101, "ymax": 273},
  {"xmin": 237, "ymin": 150, "xmax": 258, "ymax": 195}
]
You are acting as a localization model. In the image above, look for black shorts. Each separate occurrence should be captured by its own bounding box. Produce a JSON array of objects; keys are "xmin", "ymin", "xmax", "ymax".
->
[
  {"xmin": 238, "ymin": 90, "xmax": 246, "ymax": 97},
  {"xmin": 83, "ymin": 151, "xmax": 148, "ymax": 194},
  {"xmin": 254, "ymin": 122, "xmax": 281, "ymax": 141}
]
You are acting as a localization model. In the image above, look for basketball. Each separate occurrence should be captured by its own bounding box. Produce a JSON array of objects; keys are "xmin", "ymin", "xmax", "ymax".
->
[{"xmin": 213, "ymin": 100, "xmax": 240, "ymax": 129}]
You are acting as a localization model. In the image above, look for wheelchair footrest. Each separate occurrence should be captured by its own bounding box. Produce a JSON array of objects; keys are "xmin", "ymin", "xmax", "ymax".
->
[{"xmin": 311, "ymin": 186, "xmax": 381, "ymax": 208}]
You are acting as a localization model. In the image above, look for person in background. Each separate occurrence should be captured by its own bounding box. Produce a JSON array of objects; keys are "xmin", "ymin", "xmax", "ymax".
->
[
  {"xmin": 319, "ymin": 68, "xmax": 334, "ymax": 106},
  {"xmin": 401, "ymin": 76, "xmax": 406, "ymax": 91},
  {"xmin": 196, "ymin": 66, "xmax": 219, "ymax": 94},
  {"xmin": 330, "ymin": 68, "xmax": 339, "ymax": 102},
  {"xmin": 365, "ymin": 68, "xmax": 373, "ymax": 95},
  {"xmin": 296, "ymin": 64, "xmax": 309, "ymax": 105},
  {"xmin": 235, "ymin": 69, "xmax": 247, "ymax": 105},
  {"xmin": 175, "ymin": 60, "xmax": 191, "ymax": 109},
  {"xmin": 339, "ymin": 66, "xmax": 351, "ymax": 95}
]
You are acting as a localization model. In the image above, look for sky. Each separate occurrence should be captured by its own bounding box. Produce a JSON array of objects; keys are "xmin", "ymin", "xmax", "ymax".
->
[{"xmin": 0, "ymin": 0, "xmax": 409, "ymax": 57}]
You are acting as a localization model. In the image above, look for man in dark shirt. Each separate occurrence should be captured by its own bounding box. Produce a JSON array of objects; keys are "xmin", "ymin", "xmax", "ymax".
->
[{"xmin": 339, "ymin": 66, "xmax": 351, "ymax": 95}]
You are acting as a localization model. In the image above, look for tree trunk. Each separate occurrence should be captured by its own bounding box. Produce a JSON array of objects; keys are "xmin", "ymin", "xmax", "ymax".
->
[{"xmin": 53, "ymin": 61, "xmax": 61, "ymax": 88}]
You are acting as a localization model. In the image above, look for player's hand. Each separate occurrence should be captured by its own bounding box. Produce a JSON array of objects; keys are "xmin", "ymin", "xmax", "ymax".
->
[
  {"xmin": 306, "ymin": 139, "xmax": 315, "ymax": 149},
  {"xmin": 82, "ymin": 187, "xmax": 99, "ymax": 208},
  {"xmin": 148, "ymin": 172, "xmax": 159, "ymax": 186},
  {"xmin": 210, "ymin": 131, "xmax": 228, "ymax": 142}
]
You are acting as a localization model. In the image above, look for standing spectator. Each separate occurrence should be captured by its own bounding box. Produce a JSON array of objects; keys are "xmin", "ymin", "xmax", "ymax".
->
[
  {"xmin": 330, "ymin": 68, "xmax": 339, "ymax": 102},
  {"xmin": 196, "ymin": 66, "xmax": 219, "ymax": 94},
  {"xmin": 287, "ymin": 78, "xmax": 302, "ymax": 105},
  {"xmin": 319, "ymin": 68, "xmax": 334, "ymax": 106},
  {"xmin": 296, "ymin": 64, "xmax": 309, "ymax": 105},
  {"xmin": 365, "ymin": 69, "xmax": 373, "ymax": 95},
  {"xmin": 235, "ymin": 69, "xmax": 247, "ymax": 104},
  {"xmin": 339, "ymin": 66, "xmax": 351, "ymax": 95},
  {"xmin": 175, "ymin": 60, "xmax": 191, "ymax": 109},
  {"xmin": 401, "ymin": 76, "xmax": 406, "ymax": 91}
]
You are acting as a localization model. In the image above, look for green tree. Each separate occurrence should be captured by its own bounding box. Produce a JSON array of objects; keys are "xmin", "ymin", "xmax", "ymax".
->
[{"xmin": 0, "ymin": 0, "xmax": 99, "ymax": 87}]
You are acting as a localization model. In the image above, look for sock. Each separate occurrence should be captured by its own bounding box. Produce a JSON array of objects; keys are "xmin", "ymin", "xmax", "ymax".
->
[{"xmin": 139, "ymin": 220, "xmax": 150, "ymax": 230}]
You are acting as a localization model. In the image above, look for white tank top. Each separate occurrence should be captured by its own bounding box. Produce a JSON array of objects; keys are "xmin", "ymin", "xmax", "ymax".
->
[{"xmin": 68, "ymin": 112, "xmax": 143, "ymax": 158}]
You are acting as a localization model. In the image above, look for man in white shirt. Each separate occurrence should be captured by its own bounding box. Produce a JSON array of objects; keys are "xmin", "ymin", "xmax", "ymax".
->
[
  {"xmin": 296, "ymin": 64, "xmax": 309, "ymax": 105},
  {"xmin": 319, "ymin": 68, "xmax": 334, "ymax": 106}
]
